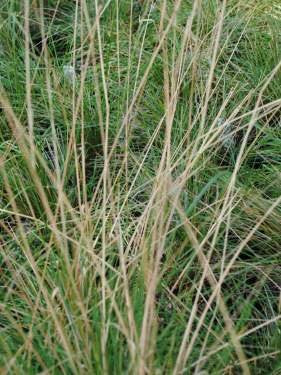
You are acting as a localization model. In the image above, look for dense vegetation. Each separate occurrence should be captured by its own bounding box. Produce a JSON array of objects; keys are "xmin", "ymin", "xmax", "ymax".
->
[{"xmin": 0, "ymin": 1, "xmax": 281, "ymax": 373}]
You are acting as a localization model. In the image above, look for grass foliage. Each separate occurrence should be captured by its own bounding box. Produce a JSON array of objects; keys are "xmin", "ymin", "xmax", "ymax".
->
[{"xmin": 0, "ymin": 0, "xmax": 281, "ymax": 373}]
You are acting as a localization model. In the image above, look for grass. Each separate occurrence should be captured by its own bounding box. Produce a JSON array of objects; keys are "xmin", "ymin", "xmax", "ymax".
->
[{"xmin": 0, "ymin": 0, "xmax": 281, "ymax": 373}]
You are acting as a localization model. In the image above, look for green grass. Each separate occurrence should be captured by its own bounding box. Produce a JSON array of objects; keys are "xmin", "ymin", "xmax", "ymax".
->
[{"xmin": 0, "ymin": 0, "xmax": 281, "ymax": 374}]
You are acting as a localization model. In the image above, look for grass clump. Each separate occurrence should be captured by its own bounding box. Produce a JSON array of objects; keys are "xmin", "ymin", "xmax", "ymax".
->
[{"xmin": 0, "ymin": 0, "xmax": 281, "ymax": 374}]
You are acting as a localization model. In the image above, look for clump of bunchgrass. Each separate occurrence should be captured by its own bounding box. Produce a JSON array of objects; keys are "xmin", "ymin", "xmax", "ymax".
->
[{"xmin": 0, "ymin": 1, "xmax": 281, "ymax": 374}]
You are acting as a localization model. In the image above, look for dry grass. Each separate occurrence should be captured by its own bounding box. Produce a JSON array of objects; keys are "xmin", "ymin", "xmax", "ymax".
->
[{"xmin": 0, "ymin": 0, "xmax": 281, "ymax": 374}]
